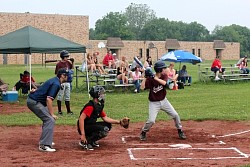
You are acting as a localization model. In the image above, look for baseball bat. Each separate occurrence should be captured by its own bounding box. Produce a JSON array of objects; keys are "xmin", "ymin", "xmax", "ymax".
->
[
  {"xmin": 45, "ymin": 58, "xmax": 74, "ymax": 63},
  {"xmin": 133, "ymin": 56, "xmax": 145, "ymax": 69}
]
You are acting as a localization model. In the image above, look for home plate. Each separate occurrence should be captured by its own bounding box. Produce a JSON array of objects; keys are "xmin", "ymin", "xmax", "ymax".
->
[{"xmin": 169, "ymin": 144, "xmax": 192, "ymax": 148}]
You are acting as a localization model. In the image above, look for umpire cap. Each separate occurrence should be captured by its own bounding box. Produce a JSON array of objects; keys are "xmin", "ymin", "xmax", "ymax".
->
[{"xmin": 57, "ymin": 68, "xmax": 69, "ymax": 75}]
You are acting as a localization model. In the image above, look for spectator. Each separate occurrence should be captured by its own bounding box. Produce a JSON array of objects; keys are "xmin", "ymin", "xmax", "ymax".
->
[
  {"xmin": 117, "ymin": 65, "xmax": 129, "ymax": 85},
  {"xmin": 0, "ymin": 78, "xmax": 8, "ymax": 92},
  {"xmin": 179, "ymin": 65, "xmax": 192, "ymax": 86},
  {"xmin": 132, "ymin": 67, "xmax": 142, "ymax": 93},
  {"xmin": 87, "ymin": 53, "xmax": 97, "ymax": 74},
  {"xmin": 113, "ymin": 53, "xmax": 120, "ymax": 69},
  {"xmin": 102, "ymin": 50, "xmax": 115, "ymax": 69},
  {"xmin": 93, "ymin": 52, "xmax": 107, "ymax": 75},
  {"xmin": 166, "ymin": 62, "xmax": 179, "ymax": 90},
  {"xmin": 120, "ymin": 56, "xmax": 130, "ymax": 69},
  {"xmin": 211, "ymin": 56, "xmax": 225, "ymax": 80},
  {"xmin": 236, "ymin": 56, "xmax": 249, "ymax": 74},
  {"xmin": 144, "ymin": 56, "xmax": 153, "ymax": 68},
  {"xmin": 12, "ymin": 70, "xmax": 39, "ymax": 94},
  {"xmin": 55, "ymin": 50, "xmax": 74, "ymax": 115}
]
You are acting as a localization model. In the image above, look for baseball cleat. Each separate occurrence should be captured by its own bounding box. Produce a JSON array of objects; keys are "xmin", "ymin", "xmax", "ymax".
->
[
  {"xmin": 140, "ymin": 131, "xmax": 147, "ymax": 141},
  {"xmin": 178, "ymin": 129, "xmax": 186, "ymax": 139},
  {"xmin": 91, "ymin": 141, "xmax": 100, "ymax": 147},
  {"xmin": 79, "ymin": 141, "xmax": 94, "ymax": 150},
  {"xmin": 67, "ymin": 111, "xmax": 74, "ymax": 115}
]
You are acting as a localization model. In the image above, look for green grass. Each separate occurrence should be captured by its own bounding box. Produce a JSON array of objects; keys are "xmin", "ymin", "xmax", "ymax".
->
[{"xmin": 1, "ymin": 61, "xmax": 250, "ymax": 126}]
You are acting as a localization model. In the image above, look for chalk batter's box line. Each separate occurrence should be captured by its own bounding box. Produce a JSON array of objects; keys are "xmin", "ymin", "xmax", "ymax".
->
[
  {"xmin": 121, "ymin": 136, "xmax": 225, "ymax": 145},
  {"xmin": 129, "ymin": 141, "xmax": 225, "ymax": 146},
  {"xmin": 217, "ymin": 129, "xmax": 250, "ymax": 138},
  {"xmin": 127, "ymin": 147, "xmax": 249, "ymax": 160}
]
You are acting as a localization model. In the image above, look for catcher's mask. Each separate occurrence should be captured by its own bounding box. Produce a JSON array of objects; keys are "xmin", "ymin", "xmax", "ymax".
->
[{"xmin": 89, "ymin": 86, "xmax": 106, "ymax": 102}]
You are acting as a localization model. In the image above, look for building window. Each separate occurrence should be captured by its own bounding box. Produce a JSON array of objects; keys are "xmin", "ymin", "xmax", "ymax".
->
[
  {"xmin": 192, "ymin": 49, "xmax": 195, "ymax": 55},
  {"xmin": 168, "ymin": 49, "xmax": 175, "ymax": 52},
  {"xmin": 146, "ymin": 49, "xmax": 149, "ymax": 59},
  {"xmin": 198, "ymin": 49, "xmax": 201, "ymax": 57},
  {"xmin": 139, "ymin": 48, "xmax": 143, "ymax": 58}
]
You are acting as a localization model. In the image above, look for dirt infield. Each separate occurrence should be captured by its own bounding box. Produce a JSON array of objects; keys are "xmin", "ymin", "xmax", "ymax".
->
[{"xmin": 1, "ymin": 104, "xmax": 250, "ymax": 166}]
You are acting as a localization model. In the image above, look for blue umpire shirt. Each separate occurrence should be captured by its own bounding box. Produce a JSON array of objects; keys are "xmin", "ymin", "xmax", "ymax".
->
[{"xmin": 28, "ymin": 77, "xmax": 61, "ymax": 106}]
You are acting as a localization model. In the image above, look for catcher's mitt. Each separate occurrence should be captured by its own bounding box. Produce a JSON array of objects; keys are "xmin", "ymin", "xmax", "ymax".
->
[{"xmin": 120, "ymin": 117, "xmax": 130, "ymax": 129}]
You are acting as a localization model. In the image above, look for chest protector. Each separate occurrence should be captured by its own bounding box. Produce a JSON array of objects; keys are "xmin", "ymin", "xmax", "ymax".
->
[{"xmin": 80, "ymin": 100, "xmax": 104, "ymax": 125}]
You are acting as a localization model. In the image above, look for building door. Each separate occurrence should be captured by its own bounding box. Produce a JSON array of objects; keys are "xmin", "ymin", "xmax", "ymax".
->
[{"xmin": 216, "ymin": 49, "xmax": 222, "ymax": 59}]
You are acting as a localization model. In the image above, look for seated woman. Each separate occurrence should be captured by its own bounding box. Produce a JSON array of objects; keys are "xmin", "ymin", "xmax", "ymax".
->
[
  {"xmin": 117, "ymin": 64, "xmax": 128, "ymax": 85},
  {"xmin": 236, "ymin": 56, "xmax": 249, "ymax": 74},
  {"xmin": 93, "ymin": 52, "xmax": 107, "ymax": 75},
  {"xmin": 165, "ymin": 62, "xmax": 179, "ymax": 90},
  {"xmin": 179, "ymin": 65, "xmax": 192, "ymax": 86},
  {"xmin": 0, "ymin": 78, "xmax": 8, "ymax": 92},
  {"xmin": 144, "ymin": 56, "xmax": 153, "ymax": 68},
  {"xmin": 87, "ymin": 53, "xmax": 97, "ymax": 74},
  {"xmin": 12, "ymin": 71, "xmax": 39, "ymax": 94},
  {"xmin": 131, "ymin": 67, "xmax": 142, "ymax": 93}
]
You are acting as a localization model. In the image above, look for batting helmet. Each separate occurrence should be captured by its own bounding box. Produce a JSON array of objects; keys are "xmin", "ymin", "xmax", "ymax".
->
[
  {"xmin": 89, "ymin": 86, "xmax": 106, "ymax": 101},
  {"xmin": 145, "ymin": 67, "xmax": 154, "ymax": 78},
  {"xmin": 154, "ymin": 60, "xmax": 167, "ymax": 72},
  {"xmin": 60, "ymin": 50, "xmax": 70, "ymax": 59}
]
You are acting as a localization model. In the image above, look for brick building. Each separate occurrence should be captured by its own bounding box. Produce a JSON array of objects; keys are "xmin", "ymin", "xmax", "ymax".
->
[{"xmin": 0, "ymin": 12, "xmax": 240, "ymax": 65}]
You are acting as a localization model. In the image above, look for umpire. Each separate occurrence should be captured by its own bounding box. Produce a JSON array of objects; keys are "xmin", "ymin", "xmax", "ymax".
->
[{"xmin": 27, "ymin": 68, "xmax": 69, "ymax": 152}]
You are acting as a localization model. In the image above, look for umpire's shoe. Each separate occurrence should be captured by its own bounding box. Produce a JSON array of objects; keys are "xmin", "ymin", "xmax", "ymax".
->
[
  {"xmin": 140, "ymin": 131, "xmax": 147, "ymax": 141},
  {"xmin": 39, "ymin": 145, "xmax": 56, "ymax": 152},
  {"xmin": 79, "ymin": 141, "xmax": 94, "ymax": 150},
  {"xmin": 178, "ymin": 129, "xmax": 186, "ymax": 139}
]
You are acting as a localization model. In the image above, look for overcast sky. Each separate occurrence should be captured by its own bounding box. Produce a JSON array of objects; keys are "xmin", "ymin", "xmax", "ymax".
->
[{"xmin": 1, "ymin": 0, "xmax": 250, "ymax": 32}]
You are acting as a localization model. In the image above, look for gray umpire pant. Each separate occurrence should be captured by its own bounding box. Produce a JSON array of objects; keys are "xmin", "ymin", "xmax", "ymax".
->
[
  {"xmin": 142, "ymin": 98, "xmax": 183, "ymax": 132},
  {"xmin": 27, "ymin": 97, "xmax": 55, "ymax": 147}
]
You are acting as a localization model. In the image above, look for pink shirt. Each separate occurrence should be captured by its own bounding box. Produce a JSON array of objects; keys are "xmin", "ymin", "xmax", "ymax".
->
[{"xmin": 132, "ymin": 71, "xmax": 141, "ymax": 81}]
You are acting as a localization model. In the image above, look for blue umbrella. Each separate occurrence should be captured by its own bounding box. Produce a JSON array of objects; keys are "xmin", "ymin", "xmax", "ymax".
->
[{"xmin": 160, "ymin": 50, "xmax": 202, "ymax": 65}]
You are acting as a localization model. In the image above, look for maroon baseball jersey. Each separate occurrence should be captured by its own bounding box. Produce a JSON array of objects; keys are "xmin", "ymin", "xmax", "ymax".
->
[
  {"xmin": 145, "ymin": 74, "xmax": 168, "ymax": 101},
  {"xmin": 55, "ymin": 60, "xmax": 73, "ymax": 74}
]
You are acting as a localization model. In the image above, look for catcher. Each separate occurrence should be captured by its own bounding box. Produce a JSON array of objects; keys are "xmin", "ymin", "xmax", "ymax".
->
[{"xmin": 77, "ymin": 86, "xmax": 129, "ymax": 150}]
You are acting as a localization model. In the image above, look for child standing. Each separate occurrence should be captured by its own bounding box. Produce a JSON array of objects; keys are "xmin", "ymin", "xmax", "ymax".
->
[{"xmin": 139, "ymin": 60, "xmax": 186, "ymax": 141}]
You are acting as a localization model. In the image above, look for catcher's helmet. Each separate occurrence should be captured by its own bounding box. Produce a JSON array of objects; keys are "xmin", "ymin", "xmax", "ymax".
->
[
  {"xmin": 89, "ymin": 86, "xmax": 106, "ymax": 101},
  {"xmin": 60, "ymin": 50, "xmax": 70, "ymax": 59},
  {"xmin": 154, "ymin": 60, "xmax": 167, "ymax": 72}
]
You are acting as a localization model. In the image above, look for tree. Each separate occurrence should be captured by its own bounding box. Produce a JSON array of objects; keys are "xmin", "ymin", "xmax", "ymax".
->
[
  {"xmin": 94, "ymin": 12, "xmax": 134, "ymax": 40},
  {"xmin": 184, "ymin": 22, "xmax": 210, "ymax": 41},
  {"xmin": 211, "ymin": 25, "xmax": 250, "ymax": 56},
  {"xmin": 140, "ymin": 18, "xmax": 170, "ymax": 41},
  {"xmin": 124, "ymin": 3, "xmax": 156, "ymax": 40},
  {"xmin": 89, "ymin": 28, "xmax": 96, "ymax": 40}
]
